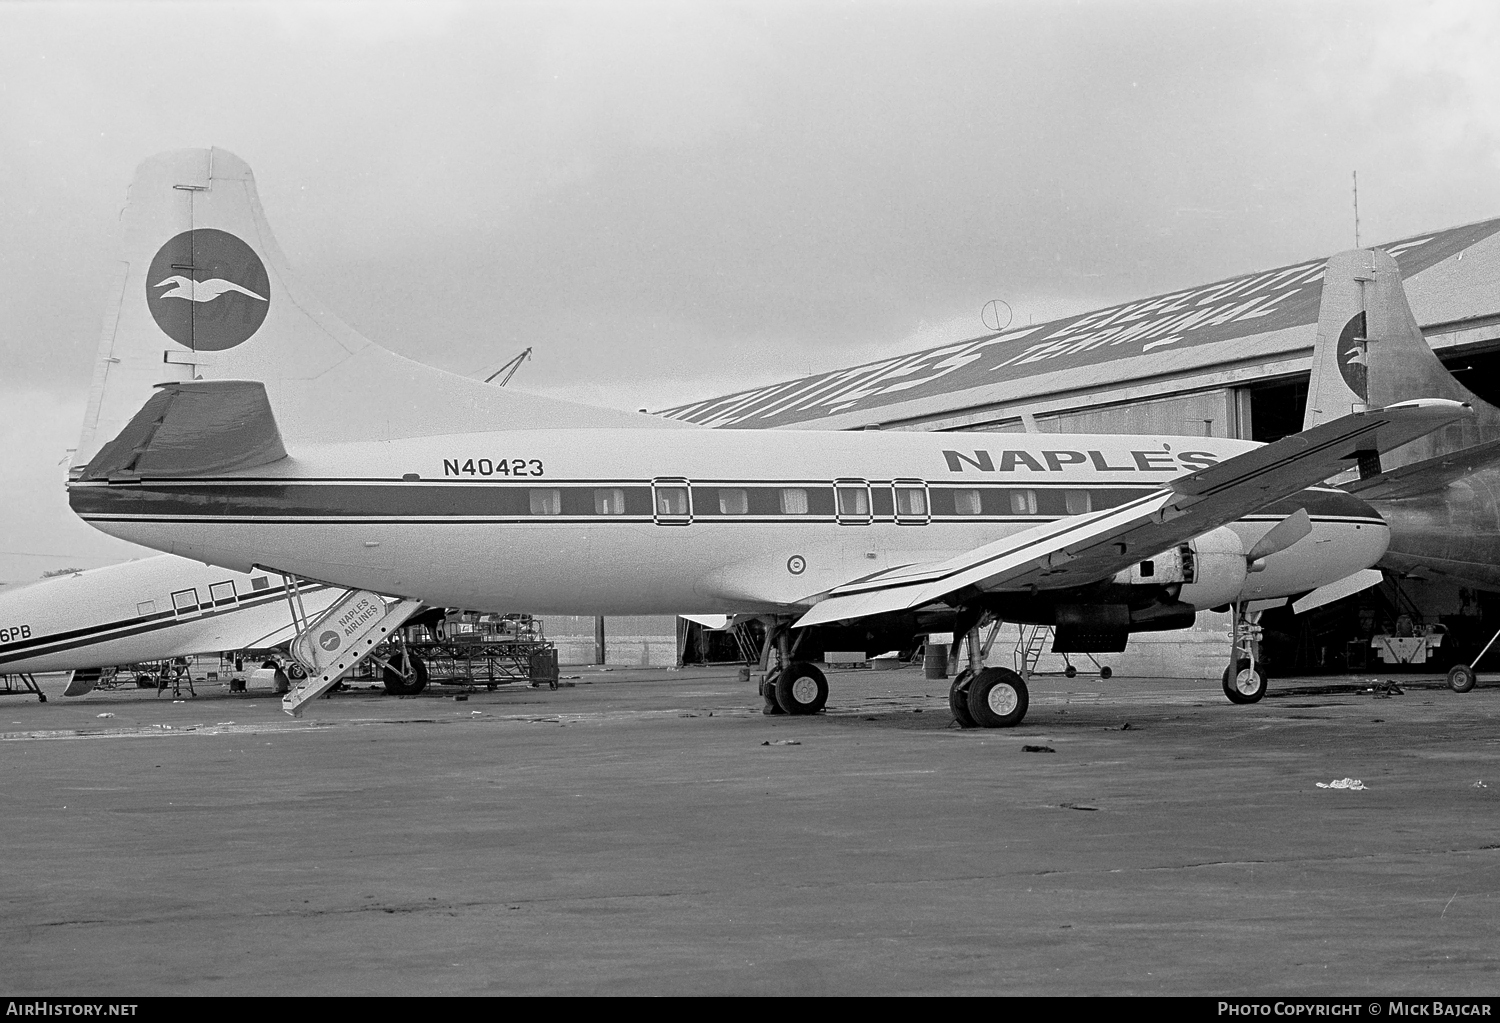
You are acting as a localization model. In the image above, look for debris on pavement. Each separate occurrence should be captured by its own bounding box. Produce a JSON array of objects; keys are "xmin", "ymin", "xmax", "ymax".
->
[
  {"xmin": 761, "ymin": 739, "xmax": 801, "ymax": 746},
  {"xmin": 1022, "ymin": 744, "xmax": 1056, "ymax": 753},
  {"xmin": 1316, "ymin": 778, "xmax": 1368, "ymax": 790},
  {"xmin": 96, "ymin": 713, "xmax": 114, "ymax": 719}
]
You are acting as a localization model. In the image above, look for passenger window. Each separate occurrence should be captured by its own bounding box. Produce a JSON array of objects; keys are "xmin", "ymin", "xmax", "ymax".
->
[
  {"xmin": 780, "ymin": 488, "xmax": 809, "ymax": 515},
  {"xmin": 529, "ymin": 489, "xmax": 561, "ymax": 515},
  {"xmin": 170, "ymin": 588, "xmax": 199, "ymax": 615},
  {"xmin": 719, "ymin": 488, "xmax": 748, "ymax": 515},
  {"xmin": 137, "ymin": 600, "xmax": 156, "ymax": 616},
  {"xmin": 895, "ymin": 487, "xmax": 927, "ymax": 517},
  {"xmin": 1064, "ymin": 490, "xmax": 1092, "ymax": 515},
  {"xmin": 656, "ymin": 487, "xmax": 690, "ymax": 516},
  {"xmin": 209, "ymin": 581, "xmax": 237, "ymax": 606},
  {"xmin": 954, "ymin": 489, "xmax": 982, "ymax": 516},
  {"xmin": 837, "ymin": 486, "xmax": 869, "ymax": 516},
  {"xmin": 594, "ymin": 488, "xmax": 625, "ymax": 515},
  {"xmin": 1010, "ymin": 490, "xmax": 1038, "ymax": 515}
]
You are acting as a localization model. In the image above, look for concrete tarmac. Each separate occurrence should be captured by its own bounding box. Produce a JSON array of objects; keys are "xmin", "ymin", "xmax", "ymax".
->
[{"xmin": 2, "ymin": 665, "xmax": 1498, "ymax": 995}]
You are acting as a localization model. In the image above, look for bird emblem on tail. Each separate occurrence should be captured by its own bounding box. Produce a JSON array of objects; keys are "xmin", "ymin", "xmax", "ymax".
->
[{"xmin": 153, "ymin": 275, "xmax": 268, "ymax": 303}]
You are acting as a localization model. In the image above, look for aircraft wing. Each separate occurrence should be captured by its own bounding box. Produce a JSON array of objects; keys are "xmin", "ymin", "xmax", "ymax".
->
[{"xmin": 796, "ymin": 399, "xmax": 1469, "ymax": 628}]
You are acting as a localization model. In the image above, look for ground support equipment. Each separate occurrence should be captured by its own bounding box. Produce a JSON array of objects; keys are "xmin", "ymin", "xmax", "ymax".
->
[
  {"xmin": 1012, "ymin": 624, "xmax": 1112, "ymax": 681},
  {"xmin": 0, "ymin": 673, "xmax": 45, "ymax": 703}
]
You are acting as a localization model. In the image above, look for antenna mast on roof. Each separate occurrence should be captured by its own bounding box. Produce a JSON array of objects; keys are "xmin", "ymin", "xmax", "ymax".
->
[
  {"xmin": 1352, "ymin": 170, "xmax": 1361, "ymax": 248},
  {"xmin": 981, "ymin": 299, "xmax": 1013, "ymax": 333},
  {"xmin": 482, "ymin": 346, "xmax": 533, "ymax": 387}
]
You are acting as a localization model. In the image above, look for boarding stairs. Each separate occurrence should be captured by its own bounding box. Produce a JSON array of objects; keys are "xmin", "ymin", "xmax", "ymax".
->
[
  {"xmin": 1013, "ymin": 624, "xmax": 1112, "ymax": 681},
  {"xmin": 282, "ymin": 589, "xmax": 423, "ymax": 716}
]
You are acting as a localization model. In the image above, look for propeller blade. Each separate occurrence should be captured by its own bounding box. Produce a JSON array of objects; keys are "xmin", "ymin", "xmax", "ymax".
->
[{"xmin": 1247, "ymin": 507, "xmax": 1313, "ymax": 562}]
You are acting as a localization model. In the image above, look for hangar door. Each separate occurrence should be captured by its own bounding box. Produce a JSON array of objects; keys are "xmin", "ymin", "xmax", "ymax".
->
[{"xmin": 1043, "ymin": 390, "xmax": 1236, "ymax": 439}]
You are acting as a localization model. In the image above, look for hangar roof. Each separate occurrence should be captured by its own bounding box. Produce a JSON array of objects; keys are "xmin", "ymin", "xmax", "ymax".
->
[{"xmin": 661, "ymin": 217, "xmax": 1500, "ymax": 431}]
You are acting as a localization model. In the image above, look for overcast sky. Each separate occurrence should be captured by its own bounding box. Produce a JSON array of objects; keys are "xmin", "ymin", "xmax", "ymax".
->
[{"xmin": 3, "ymin": 0, "xmax": 1499, "ymax": 581}]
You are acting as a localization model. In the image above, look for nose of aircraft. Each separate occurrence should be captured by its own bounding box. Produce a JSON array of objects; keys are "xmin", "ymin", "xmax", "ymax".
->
[{"xmin": 1238, "ymin": 487, "xmax": 1389, "ymax": 602}]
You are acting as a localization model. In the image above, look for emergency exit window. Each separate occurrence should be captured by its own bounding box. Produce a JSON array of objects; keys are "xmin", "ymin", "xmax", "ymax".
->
[
  {"xmin": 656, "ymin": 487, "xmax": 690, "ymax": 516},
  {"xmin": 895, "ymin": 486, "xmax": 928, "ymax": 517},
  {"xmin": 837, "ymin": 486, "xmax": 869, "ymax": 516}
]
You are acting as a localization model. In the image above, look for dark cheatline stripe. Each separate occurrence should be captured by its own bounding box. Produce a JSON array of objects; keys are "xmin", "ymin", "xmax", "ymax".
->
[
  {"xmin": 0, "ymin": 585, "xmax": 329, "ymax": 664},
  {"xmin": 69, "ymin": 477, "xmax": 1381, "ymax": 524}
]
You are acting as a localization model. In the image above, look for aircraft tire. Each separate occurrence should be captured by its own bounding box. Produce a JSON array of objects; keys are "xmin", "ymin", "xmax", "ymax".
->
[
  {"xmin": 1222, "ymin": 659, "xmax": 1267, "ymax": 704},
  {"xmin": 966, "ymin": 667, "xmax": 1028, "ymax": 728},
  {"xmin": 383, "ymin": 651, "xmax": 429, "ymax": 696},
  {"xmin": 1448, "ymin": 664, "xmax": 1477, "ymax": 693},
  {"xmin": 948, "ymin": 670, "xmax": 977, "ymax": 728},
  {"xmin": 775, "ymin": 662, "xmax": 828, "ymax": 715}
]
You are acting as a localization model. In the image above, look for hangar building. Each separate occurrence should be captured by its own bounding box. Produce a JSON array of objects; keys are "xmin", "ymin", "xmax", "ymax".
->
[{"xmin": 658, "ymin": 218, "xmax": 1500, "ymax": 678}]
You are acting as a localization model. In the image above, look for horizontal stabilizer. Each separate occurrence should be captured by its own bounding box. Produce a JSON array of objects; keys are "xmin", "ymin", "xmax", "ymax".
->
[
  {"xmin": 796, "ymin": 400, "xmax": 1470, "ymax": 628},
  {"xmin": 77, "ymin": 380, "xmax": 287, "ymax": 481},
  {"xmin": 1347, "ymin": 437, "xmax": 1500, "ymax": 501},
  {"xmin": 680, "ymin": 614, "xmax": 731, "ymax": 630},
  {"xmin": 1292, "ymin": 568, "xmax": 1385, "ymax": 614},
  {"xmin": 62, "ymin": 669, "xmax": 101, "ymax": 698}
]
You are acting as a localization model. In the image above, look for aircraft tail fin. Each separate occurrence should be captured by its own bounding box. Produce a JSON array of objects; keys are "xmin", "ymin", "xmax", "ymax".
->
[
  {"xmin": 1304, "ymin": 248, "xmax": 1500, "ymax": 471},
  {"xmin": 75, "ymin": 148, "xmax": 692, "ymax": 472}
]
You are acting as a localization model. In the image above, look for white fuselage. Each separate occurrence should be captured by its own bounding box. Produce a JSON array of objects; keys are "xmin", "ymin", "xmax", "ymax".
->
[
  {"xmin": 0, "ymin": 555, "xmax": 342, "ymax": 674},
  {"xmin": 69, "ymin": 430, "xmax": 1389, "ymax": 617}
]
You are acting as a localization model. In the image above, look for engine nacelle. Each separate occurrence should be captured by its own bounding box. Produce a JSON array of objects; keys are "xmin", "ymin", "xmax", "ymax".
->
[
  {"xmin": 1177, "ymin": 526, "xmax": 1248, "ymax": 610},
  {"xmin": 1114, "ymin": 526, "xmax": 1248, "ymax": 609}
]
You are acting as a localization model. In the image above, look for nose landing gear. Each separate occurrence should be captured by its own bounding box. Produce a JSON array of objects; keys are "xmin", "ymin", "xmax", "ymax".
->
[{"xmin": 1224, "ymin": 603, "xmax": 1268, "ymax": 704}]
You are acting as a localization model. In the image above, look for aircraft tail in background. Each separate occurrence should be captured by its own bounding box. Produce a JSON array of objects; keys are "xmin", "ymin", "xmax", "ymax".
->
[{"xmin": 1304, "ymin": 247, "xmax": 1500, "ymax": 472}]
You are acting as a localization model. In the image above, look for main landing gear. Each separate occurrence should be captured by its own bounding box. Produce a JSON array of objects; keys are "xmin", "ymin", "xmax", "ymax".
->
[
  {"xmin": 756, "ymin": 621, "xmax": 829, "ymax": 716},
  {"xmin": 949, "ymin": 618, "xmax": 1029, "ymax": 729},
  {"xmin": 1223, "ymin": 602, "xmax": 1268, "ymax": 704}
]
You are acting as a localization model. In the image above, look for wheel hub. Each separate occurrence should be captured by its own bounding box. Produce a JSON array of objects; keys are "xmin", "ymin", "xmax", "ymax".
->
[
  {"xmin": 987, "ymin": 683, "xmax": 1019, "ymax": 715},
  {"xmin": 791, "ymin": 677, "xmax": 820, "ymax": 704},
  {"xmin": 1234, "ymin": 669, "xmax": 1261, "ymax": 695}
]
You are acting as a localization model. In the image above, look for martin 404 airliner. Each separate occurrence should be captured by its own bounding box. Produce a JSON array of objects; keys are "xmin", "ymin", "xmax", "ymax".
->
[{"xmin": 55, "ymin": 149, "xmax": 1468, "ymax": 723}]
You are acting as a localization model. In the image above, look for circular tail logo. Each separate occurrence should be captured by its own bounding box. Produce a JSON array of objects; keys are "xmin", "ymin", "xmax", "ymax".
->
[
  {"xmin": 146, "ymin": 229, "xmax": 270, "ymax": 351},
  {"xmin": 1336, "ymin": 311, "xmax": 1369, "ymax": 401}
]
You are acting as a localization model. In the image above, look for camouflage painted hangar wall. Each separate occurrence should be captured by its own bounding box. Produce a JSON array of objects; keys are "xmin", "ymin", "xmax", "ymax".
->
[{"xmin": 660, "ymin": 218, "xmax": 1500, "ymax": 436}]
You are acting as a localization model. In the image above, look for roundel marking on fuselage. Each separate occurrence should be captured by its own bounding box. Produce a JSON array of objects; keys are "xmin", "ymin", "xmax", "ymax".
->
[{"xmin": 145, "ymin": 229, "xmax": 271, "ymax": 351}]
